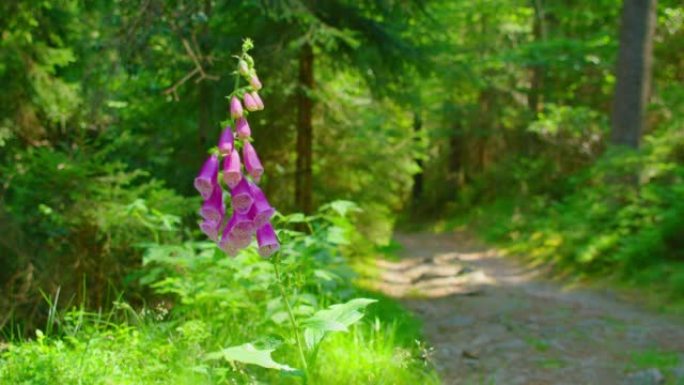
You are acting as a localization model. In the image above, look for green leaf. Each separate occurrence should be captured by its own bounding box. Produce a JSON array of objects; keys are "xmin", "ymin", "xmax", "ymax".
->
[
  {"xmin": 301, "ymin": 298, "xmax": 377, "ymax": 349},
  {"xmin": 324, "ymin": 200, "xmax": 360, "ymax": 217},
  {"xmin": 326, "ymin": 226, "xmax": 350, "ymax": 245},
  {"xmin": 282, "ymin": 213, "xmax": 308, "ymax": 223},
  {"xmin": 205, "ymin": 343, "xmax": 295, "ymax": 371}
]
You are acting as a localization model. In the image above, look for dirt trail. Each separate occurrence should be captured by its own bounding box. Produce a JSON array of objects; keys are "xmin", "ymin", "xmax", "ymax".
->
[{"xmin": 376, "ymin": 232, "xmax": 684, "ymax": 385}]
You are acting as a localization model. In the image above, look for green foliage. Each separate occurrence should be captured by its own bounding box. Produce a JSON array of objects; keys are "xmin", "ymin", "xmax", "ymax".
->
[
  {"xmin": 456, "ymin": 109, "xmax": 684, "ymax": 304},
  {"xmin": 0, "ymin": 205, "xmax": 437, "ymax": 384},
  {"xmin": 206, "ymin": 343, "xmax": 295, "ymax": 372},
  {"xmin": 0, "ymin": 141, "xmax": 193, "ymax": 330},
  {"xmin": 302, "ymin": 298, "xmax": 377, "ymax": 349}
]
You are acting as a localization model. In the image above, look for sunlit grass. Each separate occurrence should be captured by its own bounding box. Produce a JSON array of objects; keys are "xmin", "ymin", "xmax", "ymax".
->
[{"xmin": 313, "ymin": 321, "xmax": 439, "ymax": 385}]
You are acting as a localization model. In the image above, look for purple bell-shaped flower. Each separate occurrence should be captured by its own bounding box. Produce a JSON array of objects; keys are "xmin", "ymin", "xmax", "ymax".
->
[
  {"xmin": 256, "ymin": 223, "xmax": 279, "ymax": 258},
  {"xmin": 218, "ymin": 125, "xmax": 234, "ymax": 156},
  {"xmin": 194, "ymin": 154, "xmax": 219, "ymax": 200},
  {"xmin": 243, "ymin": 141, "xmax": 264, "ymax": 182},
  {"xmin": 230, "ymin": 178, "xmax": 254, "ymax": 214},
  {"xmin": 223, "ymin": 149, "xmax": 242, "ymax": 189}
]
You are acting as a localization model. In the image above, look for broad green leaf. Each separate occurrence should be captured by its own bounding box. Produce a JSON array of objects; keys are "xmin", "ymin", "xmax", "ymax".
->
[
  {"xmin": 324, "ymin": 200, "xmax": 360, "ymax": 217},
  {"xmin": 326, "ymin": 226, "xmax": 349, "ymax": 245},
  {"xmin": 205, "ymin": 343, "xmax": 294, "ymax": 371},
  {"xmin": 302, "ymin": 298, "xmax": 377, "ymax": 349}
]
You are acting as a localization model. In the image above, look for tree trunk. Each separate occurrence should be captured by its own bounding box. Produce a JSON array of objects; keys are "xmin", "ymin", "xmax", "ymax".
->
[
  {"xmin": 295, "ymin": 43, "xmax": 314, "ymax": 214},
  {"xmin": 528, "ymin": 0, "xmax": 547, "ymax": 115},
  {"xmin": 449, "ymin": 121, "xmax": 465, "ymax": 189},
  {"xmin": 411, "ymin": 111, "xmax": 424, "ymax": 201},
  {"xmin": 610, "ymin": 0, "xmax": 657, "ymax": 148}
]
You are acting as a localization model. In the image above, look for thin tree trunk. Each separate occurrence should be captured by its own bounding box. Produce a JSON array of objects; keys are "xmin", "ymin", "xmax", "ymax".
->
[
  {"xmin": 528, "ymin": 0, "xmax": 547, "ymax": 115},
  {"xmin": 610, "ymin": 0, "xmax": 657, "ymax": 148},
  {"xmin": 295, "ymin": 43, "xmax": 314, "ymax": 214},
  {"xmin": 412, "ymin": 111, "xmax": 424, "ymax": 201},
  {"xmin": 449, "ymin": 121, "xmax": 464, "ymax": 188}
]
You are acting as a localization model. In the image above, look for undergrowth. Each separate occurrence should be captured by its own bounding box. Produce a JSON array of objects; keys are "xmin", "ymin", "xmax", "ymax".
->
[
  {"xmin": 0, "ymin": 203, "xmax": 439, "ymax": 384},
  {"xmin": 444, "ymin": 122, "xmax": 684, "ymax": 313}
]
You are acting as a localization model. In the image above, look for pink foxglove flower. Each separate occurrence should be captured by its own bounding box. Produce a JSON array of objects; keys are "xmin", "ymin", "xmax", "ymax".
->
[
  {"xmin": 250, "ymin": 91, "xmax": 264, "ymax": 110},
  {"xmin": 243, "ymin": 141, "xmax": 264, "ymax": 182},
  {"xmin": 218, "ymin": 125, "xmax": 234, "ymax": 156},
  {"xmin": 194, "ymin": 154, "xmax": 219, "ymax": 200},
  {"xmin": 196, "ymin": 48, "xmax": 279, "ymax": 257},
  {"xmin": 219, "ymin": 234, "xmax": 239, "ymax": 256},
  {"xmin": 250, "ymin": 74, "xmax": 262, "ymax": 90},
  {"xmin": 200, "ymin": 184, "xmax": 224, "ymax": 223},
  {"xmin": 243, "ymin": 93, "xmax": 259, "ymax": 112},
  {"xmin": 223, "ymin": 149, "xmax": 242, "ymax": 189},
  {"xmin": 248, "ymin": 182, "xmax": 275, "ymax": 227},
  {"xmin": 236, "ymin": 117, "xmax": 251, "ymax": 139},
  {"xmin": 230, "ymin": 96, "xmax": 243, "ymax": 119},
  {"xmin": 225, "ymin": 211, "xmax": 255, "ymax": 237},
  {"xmin": 228, "ymin": 231, "xmax": 252, "ymax": 249},
  {"xmin": 230, "ymin": 178, "xmax": 254, "ymax": 214},
  {"xmin": 256, "ymin": 223, "xmax": 279, "ymax": 258},
  {"xmin": 219, "ymin": 214, "xmax": 253, "ymax": 255},
  {"xmin": 200, "ymin": 220, "xmax": 221, "ymax": 242}
]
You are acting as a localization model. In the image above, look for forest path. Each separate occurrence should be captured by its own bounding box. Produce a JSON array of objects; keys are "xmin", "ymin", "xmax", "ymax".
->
[{"xmin": 375, "ymin": 231, "xmax": 684, "ymax": 385}]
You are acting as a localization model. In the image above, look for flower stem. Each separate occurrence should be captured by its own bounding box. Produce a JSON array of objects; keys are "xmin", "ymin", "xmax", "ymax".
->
[
  {"xmin": 233, "ymin": 69, "xmax": 240, "ymax": 93},
  {"xmin": 273, "ymin": 253, "xmax": 309, "ymax": 383}
]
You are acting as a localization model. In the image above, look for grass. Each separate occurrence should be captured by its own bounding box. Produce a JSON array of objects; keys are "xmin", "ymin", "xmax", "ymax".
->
[
  {"xmin": 312, "ymin": 323, "xmax": 440, "ymax": 385},
  {"xmin": 0, "ymin": 253, "xmax": 439, "ymax": 385},
  {"xmin": 0, "ymin": 293, "xmax": 439, "ymax": 385},
  {"xmin": 0, "ymin": 208, "xmax": 441, "ymax": 384}
]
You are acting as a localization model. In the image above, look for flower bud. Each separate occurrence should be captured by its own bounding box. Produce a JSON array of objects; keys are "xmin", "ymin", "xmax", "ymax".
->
[
  {"xmin": 194, "ymin": 154, "xmax": 219, "ymax": 200},
  {"xmin": 243, "ymin": 93, "xmax": 259, "ymax": 112},
  {"xmin": 242, "ymin": 141, "xmax": 263, "ymax": 182},
  {"xmin": 249, "ymin": 74, "xmax": 262, "ymax": 90},
  {"xmin": 222, "ymin": 149, "xmax": 242, "ymax": 189},
  {"xmin": 256, "ymin": 223, "xmax": 279, "ymax": 258},
  {"xmin": 238, "ymin": 60, "xmax": 249, "ymax": 76},
  {"xmin": 230, "ymin": 96, "xmax": 243, "ymax": 119},
  {"xmin": 250, "ymin": 91, "xmax": 264, "ymax": 110},
  {"xmin": 236, "ymin": 117, "xmax": 251, "ymax": 139},
  {"xmin": 218, "ymin": 125, "xmax": 234, "ymax": 156}
]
